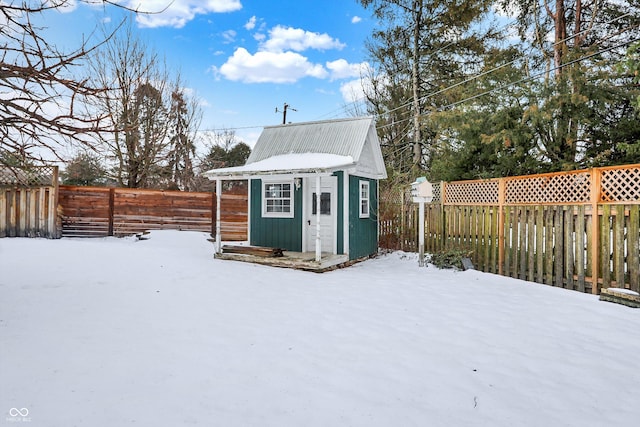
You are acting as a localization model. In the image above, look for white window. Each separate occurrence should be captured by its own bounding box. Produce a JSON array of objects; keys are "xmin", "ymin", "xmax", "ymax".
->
[
  {"xmin": 359, "ymin": 180, "xmax": 370, "ymax": 218},
  {"xmin": 263, "ymin": 181, "xmax": 294, "ymax": 218}
]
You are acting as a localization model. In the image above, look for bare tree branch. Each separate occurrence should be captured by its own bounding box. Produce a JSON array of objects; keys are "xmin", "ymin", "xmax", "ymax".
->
[{"xmin": 0, "ymin": 1, "xmax": 170, "ymax": 166}]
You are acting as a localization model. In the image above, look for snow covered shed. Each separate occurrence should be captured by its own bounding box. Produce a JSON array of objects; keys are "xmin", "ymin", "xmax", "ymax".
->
[{"xmin": 205, "ymin": 116, "xmax": 387, "ymax": 263}]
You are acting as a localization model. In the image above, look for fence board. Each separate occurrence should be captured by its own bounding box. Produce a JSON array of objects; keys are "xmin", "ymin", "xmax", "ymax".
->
[
  {"xmin": 378, "ymin": 163, "xmax": 640, "ymax": 294},
  {"xmin": 519, "ymin": 207, "xmax": 527, "ymax": 281},
  {"xmin": 554, "ymin": 207, "xmax": 563, "ymax": 288},
  {"xmin": 629, "ymin": 206, "xmax": 640, "ymax": 292},
  {"xmin": 601, "ymin": 205, "xmax": 611, "ymax": 289},
  {"xmin": 0, "ymin": 186, "xmax": 59, "ymax": 238},
  {"xmin": 613, "ymin": 205, "xmax": 625, "ymax": 287},
  {"xmin": 58, "ymin": 185, "xmax": 247, "ymax": 240},
  {"xmin": 535, "ymin": 207, "xmax": 544, "ymax": 283},
  {"xmin": 576, "ymin": 206, "xmax": 586, "ymax": 292}
]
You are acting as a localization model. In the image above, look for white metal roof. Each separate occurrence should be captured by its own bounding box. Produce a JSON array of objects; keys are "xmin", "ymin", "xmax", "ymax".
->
[
  {"xmin": 205, "ymin": 116, "xmax": 386, "ymax": 179},
  {"xmin": 204, "ymin": 153, "xmax": 355, "ymax": 178}
]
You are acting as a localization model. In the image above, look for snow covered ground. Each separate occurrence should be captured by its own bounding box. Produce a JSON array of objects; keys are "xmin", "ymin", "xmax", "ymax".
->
[{"xmin": 1, "ymin": 230, "xmax": 639, "ymax": 427}]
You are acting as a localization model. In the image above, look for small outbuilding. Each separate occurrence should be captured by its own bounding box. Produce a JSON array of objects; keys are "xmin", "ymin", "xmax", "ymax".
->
[{"xmin": 205, "ymin": 116, "xmax": 387, "ymax": 266}]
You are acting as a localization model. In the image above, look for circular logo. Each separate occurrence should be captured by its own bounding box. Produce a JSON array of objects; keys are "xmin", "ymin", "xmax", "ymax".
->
[{"xmin": 9, "ymin": 408, "xmax": 29, "ymax": 417}]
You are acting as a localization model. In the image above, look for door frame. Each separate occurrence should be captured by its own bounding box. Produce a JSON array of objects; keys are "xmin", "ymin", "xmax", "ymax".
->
[{"xmin": 302, "ymin": 175, "xmax": 338, "ymax": 254}]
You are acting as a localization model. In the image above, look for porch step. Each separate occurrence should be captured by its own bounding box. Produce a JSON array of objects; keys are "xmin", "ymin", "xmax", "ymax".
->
[{"xmin": 221, "ymin": 245, "xmax": 284, "ymax": 258}]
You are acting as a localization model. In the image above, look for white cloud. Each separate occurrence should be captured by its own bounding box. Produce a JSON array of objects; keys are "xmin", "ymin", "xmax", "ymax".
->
[
  {"xmin": 131, "ymin": 0, "xmax": 242, "ymax": 29},
  {"xmin": 260, "ymin": 25, "xmax": 345, "ymax": 53},
  {"xmin": 339, "ymin": 64, "xmax": 375, "ymax": 103},
  {"xmin": 340, "ymin": 78, "xmax": 368, "ymax": 103},
  {"xmin": 215, "ymin": 24, "xmax": 350, "ymax": 85},
  {"xmin": 244, "ymin": 15, "xmax": 256, "ymax": 30},
  {"xmin": 351, "ymin": 16, "xmax": 362, "ymax": 24},
  {"xmin": 326, "ymin": 59, "xmax": 369, "ymax": 81},
  {"xmin": 219, "ymin": 48, "xmax": 328, "ymax": 83},
  {"xmin": 222, "ymin": 29, "xmax": 237, "ymax": 43}
]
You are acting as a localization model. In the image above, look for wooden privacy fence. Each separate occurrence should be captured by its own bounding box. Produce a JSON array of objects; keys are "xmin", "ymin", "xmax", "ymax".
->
[
  {"xmin": 1, "ymin": 166, "xmax": 248, "ymax": 240},
  {"xmin": 379, "ymin": 164, "xmax": 640, "ymax": 294},
  {"xmin": 0, "ymin": 166, "xmax": 60, "ymax": 238},
  {"xmin": 59, "ymin": 186, "xmax": 248, "ymax": 240}
]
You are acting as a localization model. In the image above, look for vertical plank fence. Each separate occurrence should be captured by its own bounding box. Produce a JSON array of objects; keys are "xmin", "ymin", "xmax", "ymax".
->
[
  {"xmin": 1, "ymin": 168, "xmax": 248, "ymax": 241},
  {"xmin": 379, "ymin": 163, "xmax": 640, "ymax": 294},
  {"xmin": 0, "ymin": 166, "xmax": 60, "ymax": 238}
]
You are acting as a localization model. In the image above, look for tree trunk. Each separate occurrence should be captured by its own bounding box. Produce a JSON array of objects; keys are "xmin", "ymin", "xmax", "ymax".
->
[{"xmin": 411, "ymin": 0, "xmax": 423, "ymax": 167}]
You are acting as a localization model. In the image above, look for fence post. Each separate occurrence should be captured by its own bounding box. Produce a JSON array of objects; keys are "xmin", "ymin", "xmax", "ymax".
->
[
  {"xmin": 498, "ymin": 178, "xmax": 506, "ymax": 276},
  {"xmin": 440, "ymin": 181, "xmax": 446, "ymax": 250},
  {"xmin": 108, "ymin": 188, "xmax": 115, "ymax": 236},
  {"xmin": 590, "ymin": 168, "xmax": 601, "ymax": 294},
  {"xmin": 400, "ymin": 190, "xmax": 405, "ymax": 251},
  {"xmin": 52, "ymin": 166, "xmax": 61, "ymax": 238}
]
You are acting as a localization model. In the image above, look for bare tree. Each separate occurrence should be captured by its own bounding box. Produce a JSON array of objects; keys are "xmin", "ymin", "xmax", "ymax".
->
[
  {"xmin": 0, "ymin": 1, "xmax": 175, "ymax": 166},
  {"xmin": 90, "ymin": 21, "xmax": 176, "ymax": 188},
  {"xmin": 0, "ymin": 1, "xmax": 108, "ymax": 164}
]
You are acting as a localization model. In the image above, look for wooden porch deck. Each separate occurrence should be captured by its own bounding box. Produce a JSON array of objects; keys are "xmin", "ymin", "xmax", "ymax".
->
[{"xmin": 214, "ymin": 247, "xmax": 350, "ymax": 272}]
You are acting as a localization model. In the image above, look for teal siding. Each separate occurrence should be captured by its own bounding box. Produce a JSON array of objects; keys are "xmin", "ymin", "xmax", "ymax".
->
[
  {"xmin": 348, "ymin": 176, "xmax": 378, "ymax": 260},
  {"xmin": 334, "ymin": 171, "xmax": 344, "ymax": 255},
  {"xmin": 250, "ymin": 179, "xmax": 303, "ymax": 251}
]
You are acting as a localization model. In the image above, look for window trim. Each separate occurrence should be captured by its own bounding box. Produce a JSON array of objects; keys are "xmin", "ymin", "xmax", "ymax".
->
[
  {"xmin": 359, "ymin": 180, "xmax": 370, "ymax": 218},
  {"xmin": 262, "ymin": 180, "xmax": 295, "ymax": 218}
]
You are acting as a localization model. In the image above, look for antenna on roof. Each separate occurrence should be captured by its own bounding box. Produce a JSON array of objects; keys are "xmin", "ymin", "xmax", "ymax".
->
[{"xmin": 275, "ymin": 102, "xmax": 297, "ymax": 124}]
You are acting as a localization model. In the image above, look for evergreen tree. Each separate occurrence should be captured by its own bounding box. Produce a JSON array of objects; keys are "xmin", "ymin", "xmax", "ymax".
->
[
  {"xmin": 167, "ymin": 88, "xmax": 200, "ymax": 191},
  {"xmin": 500, "ymin": 0, "xmax": 640, "ymax": 170},
  {"xmin": 61, "ymin": 152, "xmax": 107, "ymax": 186},
  {"xmin": 359, "ymin": 0, "xmax": 498, "ymax": 176}
]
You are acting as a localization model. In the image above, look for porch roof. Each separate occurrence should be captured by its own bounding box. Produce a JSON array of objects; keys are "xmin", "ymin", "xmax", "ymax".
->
[{"xmin": 204, "ymin": 153, "xmax": 355, "ymax": 179}]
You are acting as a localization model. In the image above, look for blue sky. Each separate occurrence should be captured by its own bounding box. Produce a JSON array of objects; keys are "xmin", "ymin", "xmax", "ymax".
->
[{"xmin": 42, "ymin": 0, "xmax": 377, "ymax": 147}]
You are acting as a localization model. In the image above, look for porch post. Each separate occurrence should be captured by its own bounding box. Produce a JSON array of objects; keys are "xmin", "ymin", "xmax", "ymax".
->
[
  {"xmin": 343, "ymin": 170, "xmax": 350, "ymax": 258},
  {"xmin": 315, "ymin": 174, "xmax": 322, "ymax": 261},
  {"xmin": 216, "ymin": 178, "xmax": 222, "ymax": 254}
]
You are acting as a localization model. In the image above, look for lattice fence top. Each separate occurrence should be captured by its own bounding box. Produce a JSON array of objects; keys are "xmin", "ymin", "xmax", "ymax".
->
[
  {"xmin": 600, "ymin": 166, "xmax": 640, "ymax": 202},
  {"xmin": 445, "ymin": 180, "xmax": 499, "ymax": 204},
  {"xmin": 0, "ymin": 166, "xmax": 58, "ymax": 187},
  {"xmin": 506, "ymin": 171, "xmax": 591, "ymax": 204},
  {"xmin": 431, "ymin": 181, "xmax": 442, "ymax": 203}
]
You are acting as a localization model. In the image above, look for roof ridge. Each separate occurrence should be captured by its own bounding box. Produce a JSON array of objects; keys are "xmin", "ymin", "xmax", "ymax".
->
[{"xmin": 263, "ymin": 116, "xmax": 373, "ymax": 129}]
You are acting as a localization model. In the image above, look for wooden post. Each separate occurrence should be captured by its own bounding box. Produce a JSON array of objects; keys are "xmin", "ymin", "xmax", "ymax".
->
[
  {"xmin": 418, "ymin": 200, "xmax": 425, "ymax": 266},
  {"xmin": 497, "ymin": 178, "xmax": 506, "ymax": 275},
  {"xmin": 440, "ymin": 181, "xmax": 446, "ymax": 251},
  {"xmin": 590, "ymin": 168, "xmax": 601, "ymax": 294},
  {"xmin": 52, "ymin": 166, "xmax": 61, "ymax": 238},
  {"xmin": 315, "ymin": 174, "xmax": 322, "ymax": 262},
  {"xmin": 108, "ymin": 188, "xmax": 115, "ymax": 236},
  {"xmin": 211, "ymin": 190, "xmax": 216, "ymax": 237},
  {"xmin": 216, "ymin": 179, "xmax": 222, "ymax": 254}
]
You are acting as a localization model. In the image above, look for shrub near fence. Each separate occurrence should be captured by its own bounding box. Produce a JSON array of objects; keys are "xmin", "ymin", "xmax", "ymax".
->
[{"xmin": 379, "ymin": 163, "xmax": 640, "ymax": 294}]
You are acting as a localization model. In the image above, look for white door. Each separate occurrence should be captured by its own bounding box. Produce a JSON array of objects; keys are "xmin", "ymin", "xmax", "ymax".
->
[{"xmin": 304, "ymin": 176, "xmax": 337, "ymax": 254}]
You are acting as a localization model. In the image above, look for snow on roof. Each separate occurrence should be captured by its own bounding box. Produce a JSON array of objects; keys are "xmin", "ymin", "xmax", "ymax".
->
[
  {"xmin": 247, "ymin": 116, "xmax": 374, "ymax": 164},
  {"xmin": 205, "ymin": 116, "xmax": 386, "ymax": 179},
  {"xmin": 204, "ymin": 153, "xmax": 355, "ymax": 178}
]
